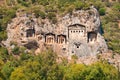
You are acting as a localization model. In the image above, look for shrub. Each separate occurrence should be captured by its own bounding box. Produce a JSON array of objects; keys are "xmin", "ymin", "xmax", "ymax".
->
[
  {"xmin": 94, "ymin": 1, "xmax": 104, "ymax": 10},
  {"xmin": 0, "ymin": 47, "xmax": 9, "ymax": 61},
  {"xmin": 83, "ymin": 3, "xmax": 90, "ymax": 10},
  {"xmin": 39, "ymin": 0, "xmax": 49, "ymax": 6},
  {"xmin": 51, "ymin": 17, "xmax": 57, "ymax": 24},
  {"xmin": 99, "ymin": 8, "xmax": 106, "ymax": 15},
  {"xmin": 74, "ymin": 1, "xmax": 84, "ymax": 10},
  {"xmin": 46, "ymin": 12, "xmax": 57, "ymax": 24},
  {"xmin": 47, "ymin": 12, "xmax": 56, "ymax": 20},
  {"xmin": 20, "ymin": 53, "xmax": 31, "ymax": 61},
  {"xmin": 71, "ymin": 54, "xmax": 78, "ymax": 60},
  {"xmin": 17, "ymin": 0, "xmax": 30, "ymax": 7},
  {"xmin": 34, "ymin": 10, "xmax": 46, "ymax": 19},
  {"xmin": 12, "ymin": 46, "xmax": 20, "ymax": 55},
  {"xmin": 1, "ymin": 62, "xmax": 14, "ymax": 79},
  {"xmin": 45, "ymin": 5, "xmax": 57, "ymax": 13},
  {"xmin": 0, "ymin": 31, "xmax": 7, "ymax": 41},
  {"xmin": 10, "ymin": 41, "xmax": 17, "ymax": 46},
  {"xmin": 0, "ymin": 7, "xmax": 16, "ymax": 29},
  {"xmin": 67, "ymin": 5, "xmax": 74, "ymax": 15},
  {"xmin": 0, "ymin": 47, "xmax": 8, "ymax": 55}
]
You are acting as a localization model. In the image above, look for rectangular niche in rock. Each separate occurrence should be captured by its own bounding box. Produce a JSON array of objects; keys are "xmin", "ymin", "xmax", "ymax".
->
[
  {"xmin": 87, "ymin": 32, "xmax": 97, "ymax": 43},
  {"xmin": 57, "ymin": 34, "xmax": 66, "ymax": 44},
  {"xmin": 45, "ymin": 33, "xmax": 55, "ymax": 44},
  {"xmin": 26, "ymin": 28, "xmax": 35, "ymax": 37}
]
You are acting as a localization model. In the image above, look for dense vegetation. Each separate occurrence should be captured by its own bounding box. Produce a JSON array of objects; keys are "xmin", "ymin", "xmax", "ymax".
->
[
  {"xmin": 0, "ymin": 49, "xmax": 119, "ymax": 80},
  {"xmin": 0, "ymin": 0, "xmax": 120, "ymax": 80}
]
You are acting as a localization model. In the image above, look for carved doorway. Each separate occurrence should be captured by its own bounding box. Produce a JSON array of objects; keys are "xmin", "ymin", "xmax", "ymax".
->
[
  {"xmin": 57, "ymin": 35, "xmax": 66, "ymax": 44},
  {"xmin": 45, "ymin": 33, "xmax": 55, "ymax": 44}
]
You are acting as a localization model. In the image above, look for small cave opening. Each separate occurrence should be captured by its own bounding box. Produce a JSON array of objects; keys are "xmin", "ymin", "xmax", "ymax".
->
[
  {"xmin": 74, "ymin": 42, "xmax": 81, "ymax": 49},
  {"xmin": 77, "ymin": 46, "xmax": 79, "ymax": 48},
  {"xmin": 72, "ymin": 51, "xmax": 74, "ymax": 53},
  {"xmin": 24, "ymin": 40, "xmax": 39, "ymax": 50},
  {"xmin": 26, "ymin": 28, "xmax": 35, "ymax": 37},
  {"xmin": 87, "ymin": 32, "xmax": 97, "ymax": 43}
]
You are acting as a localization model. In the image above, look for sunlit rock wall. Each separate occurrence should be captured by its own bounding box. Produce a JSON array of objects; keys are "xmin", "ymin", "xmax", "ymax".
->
[{"xmin": 4, "ymin": 6, "xmax": 108, "ymax": 58}]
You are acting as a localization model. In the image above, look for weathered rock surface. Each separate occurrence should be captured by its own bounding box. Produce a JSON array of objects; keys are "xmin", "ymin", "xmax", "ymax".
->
[{"xmin": 3, "ymin": 6, "xmax": 108, "ymax": 58}]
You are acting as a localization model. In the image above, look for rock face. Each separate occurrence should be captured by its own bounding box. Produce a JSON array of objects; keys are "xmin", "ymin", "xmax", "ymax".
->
[{"xmin": 4, "ymin": 7, "xmax": 108, "ymax": 58}]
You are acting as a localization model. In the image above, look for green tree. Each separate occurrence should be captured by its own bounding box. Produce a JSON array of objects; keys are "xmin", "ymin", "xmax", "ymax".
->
[
  {"xmin": 0, "ymin": 31, "xmax": 7, "ymax": 41},
  {"xmin": 33, "ymin": 8, "xmax": 46, "ymax": 18},
  {"xmin": 10, "ymin": 50, "xmax": 63, "ymax": 80},
  {"xmin": 0, "ymin": 47, "xmax": 9, "ymax": 61},
  {"xmin": 64, "ymin": 61, "xmax": 119, "ymax": 80},
  {"xmin": 74, "ymin": 1, "xmax": 84, "ymax": 10},
  {"xmin": 12, "ymin": 46, "xmax": 20, "ymax": 55},
  {"xmin": 99, "ymin": 8, "xmax": 106, "ymax": 15},
  {"xmin": 64, "ymin": 64, "xmax": 86, "ymax": 80},
  {"xmin": 1, "ymin": 62, "xmax": 14, "ymax": 80},
  {"xmin": 10, "ymin": 67, "xmax": 28, "ymax": 80}
]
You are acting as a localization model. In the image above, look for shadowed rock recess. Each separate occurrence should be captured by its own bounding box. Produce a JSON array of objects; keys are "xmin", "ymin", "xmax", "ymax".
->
[{"xmin": 4, "ymin": 7, "xmax": 108, "ymax": 58}]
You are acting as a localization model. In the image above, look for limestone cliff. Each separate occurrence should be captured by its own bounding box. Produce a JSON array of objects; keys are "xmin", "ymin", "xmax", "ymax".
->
[{"xmin": 3, "ymin": 6, "xmax": 108, "ymax": 58}]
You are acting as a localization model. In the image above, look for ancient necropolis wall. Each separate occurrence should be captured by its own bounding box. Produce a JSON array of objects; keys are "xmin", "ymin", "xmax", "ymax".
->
[{"xmin": 4, "ymin": 6, "xmax": 108, "ymax": 58}]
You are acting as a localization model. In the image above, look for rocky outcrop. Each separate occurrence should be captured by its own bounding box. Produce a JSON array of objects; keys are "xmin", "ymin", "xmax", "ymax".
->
[{"xmin": 3, "ymin": 6, "xmax": 108, "ymax": 58}]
